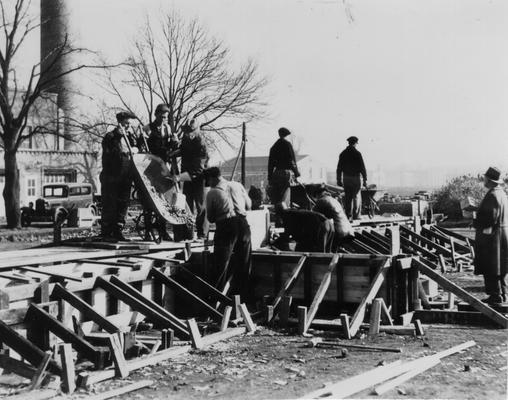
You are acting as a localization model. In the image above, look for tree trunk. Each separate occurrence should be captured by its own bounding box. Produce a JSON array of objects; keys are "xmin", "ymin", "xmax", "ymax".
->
[{"xmin": 3, "ymin": 148, "xmax": 21, "ymax": 228}]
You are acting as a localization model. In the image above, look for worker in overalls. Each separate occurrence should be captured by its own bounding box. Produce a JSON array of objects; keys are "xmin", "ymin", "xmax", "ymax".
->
[{"xmin": 100, "ymin": 111, "xmax": 141, "ymax": 241}]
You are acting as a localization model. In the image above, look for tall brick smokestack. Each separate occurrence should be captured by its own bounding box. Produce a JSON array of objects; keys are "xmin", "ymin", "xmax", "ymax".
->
[{"xmin": 40, "ymin": 0, "xmax": 75, "ymax": 149}]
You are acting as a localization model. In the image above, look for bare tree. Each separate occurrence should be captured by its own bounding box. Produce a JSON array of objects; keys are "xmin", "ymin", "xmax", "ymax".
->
[
  {"xmin": 0, "ymin": 0, "xmax": 103, "ymax": 227},
  {"xmin": 106, "ymin": 11, "xmax": 267, "ymax": 148}
]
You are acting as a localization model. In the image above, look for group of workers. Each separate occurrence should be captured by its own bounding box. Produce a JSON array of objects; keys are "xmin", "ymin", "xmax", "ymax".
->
[{"xmin": 99, "ymin": 109, "xmax": 508, "ymax": 305}]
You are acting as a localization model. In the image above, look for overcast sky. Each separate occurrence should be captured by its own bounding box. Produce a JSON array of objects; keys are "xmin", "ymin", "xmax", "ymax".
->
[{"xmin": 38, "ymin": 0, "xmax": 508, "ymax": 180}]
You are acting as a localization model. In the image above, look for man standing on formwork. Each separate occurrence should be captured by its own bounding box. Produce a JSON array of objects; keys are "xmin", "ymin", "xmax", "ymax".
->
[
  {"xmin": 100, "ymin": 111, "xmax": 141, "ymax": 241},
  {"xmin": 204, "ymin": 167, "xmax": 252, "ymax": 301},
  {"xmin": 267, "ymin": 127, "xmax": 300, "ymax": 206},
  {"xmin": 179, "ymin": 116, "xmax": 209, "ymax": 239},
  {"xmin": 336, "ymin": 136, "xmax": 367, "ymax": 221}
]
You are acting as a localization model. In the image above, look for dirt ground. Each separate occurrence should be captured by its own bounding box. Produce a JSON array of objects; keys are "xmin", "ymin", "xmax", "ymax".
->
[
  {"xmin": 1, "ymin": 228, "xmax": 507, "ymax": 399},
  {"xmin": 74, "ymin": 269, "xmax": 507, "ymax": 400}
]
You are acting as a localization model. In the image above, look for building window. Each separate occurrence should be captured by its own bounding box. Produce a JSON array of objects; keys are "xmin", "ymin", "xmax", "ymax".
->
[{"xmin": 27, "ymin": 178, "xmax": 36, "ymax": 197}]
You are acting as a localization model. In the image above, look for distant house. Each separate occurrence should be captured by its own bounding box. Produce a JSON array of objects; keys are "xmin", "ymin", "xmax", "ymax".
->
[
  {"xmin": 220, "ymin": 154, "xmax": 327, "ymax": 195},
  {"xmin": 0, "ymin": 93, "xmax": 98, "ymax": 218}
]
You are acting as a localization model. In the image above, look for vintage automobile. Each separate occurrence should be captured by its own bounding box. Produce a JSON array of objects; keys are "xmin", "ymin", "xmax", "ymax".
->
[{"xmin": 20, "ymin": 183, "xmax": 97, "ymax": 227}]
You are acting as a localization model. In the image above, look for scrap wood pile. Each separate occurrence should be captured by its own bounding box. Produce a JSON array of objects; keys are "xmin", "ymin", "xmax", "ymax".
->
[{"xmin": 0, "ymin": 244, "xmax": 257, "ymax": 398}]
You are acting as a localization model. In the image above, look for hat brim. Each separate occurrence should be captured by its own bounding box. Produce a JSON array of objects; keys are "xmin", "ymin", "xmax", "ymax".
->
[{"xmin": 485, "ymin": 174, "xmax": 504, "ymax": 184}]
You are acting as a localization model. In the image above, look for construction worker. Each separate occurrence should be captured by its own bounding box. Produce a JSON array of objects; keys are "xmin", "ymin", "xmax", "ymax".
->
[
  {"xmin": 267, "ymin": 127, "xmax": 300, "ymax": 206},
  {"xmin": 204, "ymin": 167, "xmax": 252, "ymax": 300},
  {"xmin": 336, "ymin": 136, "xmax": 367, "ymax": 221},
  {"xmin": 474, "ymin": 167, "xmax": 508, "ymax": 304},
  {"xmin": 144, "ymin": 103, "xmax": 178, "ymax": 240},
  {"xmin": 311, "ymin": 184, "xmax": 354, "ymax": 251},
  {"xmin": 179, "ymin": 116, "xmax": 209, "ymax": 239},
  {"xmin": 100, "ymin": 111, "xmax": 141, "ymax": 241},
  {"xmin": 275, "ymin": 202, "xmax": 334, "ymax": 253}
]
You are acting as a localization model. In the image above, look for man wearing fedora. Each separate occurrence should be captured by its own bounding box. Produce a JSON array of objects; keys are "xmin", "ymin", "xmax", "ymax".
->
[
  {"xmin": 100, "ymin": 111, "xmax": 142, "ymax": 241},
  {"xmin": 267, "ymin": 127, "xmax": 300, "ymax": 206},
  {"xmin": 473, "ymin": 167, "xmax": 508, "ymax": 304},
  {"xmin": 336, "ymin": 136, "xmax": 367, "ymax": 221}
]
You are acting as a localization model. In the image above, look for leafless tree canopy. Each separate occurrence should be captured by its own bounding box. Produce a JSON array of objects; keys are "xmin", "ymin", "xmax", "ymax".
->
[{"xmin": 107, "ymin": 11, "xmax": 267, "ymax": 147}]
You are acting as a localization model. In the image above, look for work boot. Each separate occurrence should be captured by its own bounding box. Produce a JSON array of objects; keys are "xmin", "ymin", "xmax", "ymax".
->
[
  {"xmin": 112, "ymin": 230, "xmax": 127, "ymax": 242},
  {"xmin": 482, "ymin": 295, "xmax": 503, "ymax": 304}
]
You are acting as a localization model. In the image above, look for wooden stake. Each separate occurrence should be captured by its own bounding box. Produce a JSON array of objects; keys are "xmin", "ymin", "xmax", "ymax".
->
[
  {"xmin": 413, "ymin": 319, "xmax": 425, "ymax": 336},
  {"xmin": 221, "ymin": 305, "xmax": 233, "ymax": 332},
  {"xmin": 107, "ymin": 334, "xmax": 128, "ymax": 378},
  {"xmin": 279, "ymin": 296, "xmax": 292, "ymax": 328},
  {"xmin": 58, "ymin": 343, "xmax": 76, "ymax": 394},
  {"xmin": 368, "ymin": 298, "xmax": 382, "ymax": 335},
  {"xmin": 239, "ymin": 303, "xmax": 256, "ymax": 332},
  {"xmin": 447, "ymin": 292, "xmax": 455, "ymax": 310},
  {"xmin": 29, "ymin": 351, "xmax": 52, "ymax": 390},
  {"xmin": 186, "ymin": 319, "xmax": 203, "ymax": 349},
  {"xmin": 339, "ymin": 313, "xmax": 351, "ymax": 340},
  {"xmin": 297, "ymin": 306, "xmax": 307, "ymax": 335}
]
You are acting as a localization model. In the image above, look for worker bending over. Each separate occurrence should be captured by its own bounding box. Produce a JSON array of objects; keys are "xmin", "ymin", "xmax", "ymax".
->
[{"xmin": 204, "ymin": 167, "xmax": 252, "ymax": 301}]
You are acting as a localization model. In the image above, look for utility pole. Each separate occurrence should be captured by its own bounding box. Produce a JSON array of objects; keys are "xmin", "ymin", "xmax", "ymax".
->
[{"xmin": 241, "ymin": 122, "xmax": 246, "ymax": 186}]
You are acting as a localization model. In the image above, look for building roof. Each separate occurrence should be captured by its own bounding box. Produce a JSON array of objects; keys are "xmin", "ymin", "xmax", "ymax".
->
[{"xmin": 220, "ymin": 154, "xmax": 309, "ymax": 170}]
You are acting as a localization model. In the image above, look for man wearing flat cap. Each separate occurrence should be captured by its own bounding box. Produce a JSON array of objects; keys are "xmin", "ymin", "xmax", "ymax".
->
[
  {"xmin": 267, "ymin": 127, "xmax": 300, "ymax": 206},
  {"xmin": 473, "ymin": 166, "xmax": 508, "ymax": 304},
  {"xmin": 100, "ymin": 111, "xmax": 142, "ymax": 241},
  {"xmin": 336, "ymin": 136, "xmax": 367, "ymax": 221}
]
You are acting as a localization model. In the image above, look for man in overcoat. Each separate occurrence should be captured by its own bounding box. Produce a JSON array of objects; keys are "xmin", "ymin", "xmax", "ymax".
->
[
  {"xmin": 267, "ymin": 127, "xmax": 300, "ymax": 206},
  {"xmin": 474, "ymin": 166, "xmax": 508, "ymax": 304},
  {"xmin": 100, "ymin": 111, "xmax": 141, "ymax": 241}
]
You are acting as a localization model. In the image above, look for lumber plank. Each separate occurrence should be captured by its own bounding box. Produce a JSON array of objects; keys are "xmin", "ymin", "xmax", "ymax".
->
[
  {"xmin": 150, "ymin": 268, "xmax": 223, "ymax": 322},
  {"xmin": 179, "ymin": 266, "xmax": 232, "ymax": 305},
  {"xmin": 26, "ymin": 304, "xmax": 105, "ymax": 366},
  {"xmin": 348, "ymin": 260, "xmax": 390, "ymax": 337},
  {"xmin": 339, "ymin": 313, "xmax": 351, "ymax": 339},
  {"xmin": 20, "ymin": 266, "xmax": 83, "ymax": 282},
  {"xmin": 279, "ymin": 296, "xmax": 292, "ymax": 328},
  {"xmin": 108, "ymin": 275, "xmax": 189, "ymax": 337},
  {"xmin": 95, "ymin": 277, "xmax": 179, "ymax": 331},
  {"xmin": 87, "ymin": 380, "xmax": 153, "ymax": 400},
  {"xmin": 51, "ymin": 284, "xmax": 120, "ymax": 334},
  {"xmin": 400, "ymin": 225, "xmax": 452, "ymax": 256},
  {"xmin": 270, "ymin": 255, "xmax": 307, "ymax": 321},
  {"xmin": 5, "ymin": 389, "xmax": 58, "ymax": 400},
  {"xmin": 58, "ymin": 343, "xmax": 76, "ymax": 394},
  {"xmin": 0, "ymin": 354, "xmax": 47, "ymax": 382},
  {"xmin": 298, "ymin": 306, "xmax": 307, "ymax": 335},
  {"xmin": 304, "ymin": 254, "xmax": 340, "ymax": 332},
  {"xmin": 0, "ymin": 319, "xmax": 61, "ymax": 374},
  {"xmin": 301, "ymin": 341, "xmax": 475, "ymax": 399},
  {"xmin": 414, "ymin": 259, "xmax": 508, "ymax": 328},
  {"xmin": 373, "ymin": 357, "xmax": 441, "ymax": 395}
]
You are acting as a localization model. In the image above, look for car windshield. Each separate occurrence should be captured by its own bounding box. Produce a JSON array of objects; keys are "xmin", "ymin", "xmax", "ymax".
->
[{"xmin": 43, "ymin": 186, "xmax": 68, "ymax": 198}]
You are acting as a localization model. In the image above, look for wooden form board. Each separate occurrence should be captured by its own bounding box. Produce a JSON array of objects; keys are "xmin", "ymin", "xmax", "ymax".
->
[
  {"xmin": 251, "ymin": 253, "xmax": 389, "ymax": 307},
  {"xmin": 0, "ymin": 247, "xmax": 148, "ymax": 270},
  {"xmin": 414, "ymin": 259, "xmax": 508, "ymax": 328}
]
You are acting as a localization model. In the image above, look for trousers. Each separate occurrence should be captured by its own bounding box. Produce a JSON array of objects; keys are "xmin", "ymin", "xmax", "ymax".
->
[
  {"xmin": 214, "ymin": 216, "xmax": 252, "ymax": 301},
  {"xmin": 343, "ymin": 174, "xmax": 362, "ymax": 220},
  {"xmin": 183, "ymin": 175, "xmax": 206, "ymax": 237},
  {"xmin": 100, "ymin": 166, "xmax": 132, "ymax": 236},
  {"xmin": 483, "ymin": 273, "xmax": 507, "ymax": 299}
]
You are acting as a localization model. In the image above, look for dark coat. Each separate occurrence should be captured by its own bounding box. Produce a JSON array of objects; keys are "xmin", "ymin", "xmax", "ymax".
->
[
  {"xmin": 474, "ymin": 186, "xmax": 508, "ymax": 276},
  {"xmin": 146, "ymin": 122, "xmax": 175, "ymax": 162},
  {"xmin": 180, "ymin": 133, "xmax": 208, "ymax": 176},
  {"xmin": 268, "ymin": 138, "xmax": 300, "ymax": 182},
  {"xmin": 336, "ymin": 145, "xmax": 367, "ymax": 181},
  {"xmin": 101, "ymin": 127, "xmax": 142, "ymax": 176}
]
